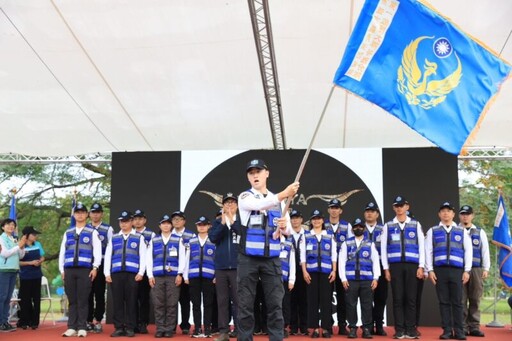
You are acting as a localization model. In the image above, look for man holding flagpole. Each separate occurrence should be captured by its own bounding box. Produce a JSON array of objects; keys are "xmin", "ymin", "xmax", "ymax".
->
[{"xmin": 491, "ymin": 194, "xmax": 512, "ymax": 289}]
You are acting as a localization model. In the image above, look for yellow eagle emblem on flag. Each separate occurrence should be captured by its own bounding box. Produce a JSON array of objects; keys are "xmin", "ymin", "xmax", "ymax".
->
[{"xmin": 397, "ymin": 36, "xmax": 462, "ymax": 109}]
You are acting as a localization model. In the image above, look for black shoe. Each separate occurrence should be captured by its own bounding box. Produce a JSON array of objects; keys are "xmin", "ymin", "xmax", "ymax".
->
[
  {"xmin": 111, "ymin": 329, "xmax": 126, "ymax": 337},
  {"xmin": 339, "ymin": 326, "xmax": 349, "ymax": 335},
  {"xmin": 375, "ymin": 326, "xmax": 387, "ymax": 336},
  {"xmin": 182, "ymin": 329, "xmax": 190, "ymax": 335},
  {"xmin": 393, "ymin": 331, "xmax": 405, "ymax": 339},
  {"xmin": 126, "ymin": 329, "xmax": 135, "ymax": 337},
  {"xmin": 228, "ymin": 330, "xmax": 237, "ymax": 338},
  {"xmin": 469, "ymin": 330, "xmax": 484, "ymax": 337},
  {"xmin": 139, "ymin": 323, "xmax": 149, "ymax": 334},
  {"xmin": 191, "ymin": 329, "xmax": 202, "ymax": 338},
  {"xmin": 348, "ymin": 328, "xmax": 358, "ymax": 339},
  {"xmin": 86, "ymin": 323, "xmax": 94, "ymax": 332},
  {"xmin": 454, "ymin": 333, "xmax": 466, "ymax": 340},
  {"xmin": 284, "ymin": 330, "xmax": 289, "ymax": 338},
  {"xmin": 164, "ymin": 331, "xmax": 173, "ymax": 338},
  {"xmin": 405, "ymin": 330, "xmax": 419, "ymax": 339},
  {"xmin": 311, "ymin": 330, "xmax": 320, "ymax": 338},
  {"xmin": 155, "ymin": 331, "xmax": 165, "ymax": 338},
  {"xmin": 290, "ymin": 329, "xmax": 298, "ymax": 336},
  {"xmin": 322, "ymin": 331, "xmax": 332, "ymax": 338},
  {"xmin": 362, "ymin": 328, "xmax": 373, "ymax": 339},
  {"xmin": 0, "ymin": 323, "xmax": 16, "ymax": 333},
  {"xmin": 439, "ymin": 333, "xmax": 452, "ymax": 340},
  {"xmin": 134, "ymin": 326, "xmax": 141, "ymax": 333}
]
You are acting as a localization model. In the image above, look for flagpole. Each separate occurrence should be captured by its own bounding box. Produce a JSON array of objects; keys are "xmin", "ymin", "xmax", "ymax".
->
[{"xmin": 485, "ymin": 246, "xmax": 504, "ymax": 327}]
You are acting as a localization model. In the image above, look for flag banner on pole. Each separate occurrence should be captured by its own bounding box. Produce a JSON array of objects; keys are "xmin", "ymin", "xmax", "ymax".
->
[
  {"xmin": 9, "ymin": 195, "xmax": 16, "ymax": 221},
  {"xmin": 492, "ymin": 194, "xmax": 512, "ymax": 288},
  {"xmin": 333, "ymin": 0, "xmax": 511, "ymax": 155},
  {"xmin": 70, "ymin": 197, "xmax": 77, "ymax": 227}
]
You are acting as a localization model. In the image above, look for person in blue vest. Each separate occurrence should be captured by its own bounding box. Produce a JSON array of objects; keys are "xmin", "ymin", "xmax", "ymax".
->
[
  {"xmin": 17, "ymin": 226, "xmax": 45, "ymax": 330},
  {"xmin": 362, "ymin": 202, "xmax": 387, "ymax": 336},
  {"xmin": 288, "ymin": 209, "xmax": 309, "ymax": 336},
  {"xmin": 324, "ymin": 199, "xmax": 352, "ymax": 335},
  {"xmin": 104, "ymin": 210, "xmax": 146, "ymax": 337},
  {"xmin": 147, "ymin": 213, "xmax": 188, "ymax": 338},
  {"xmin": 170, "ymin": 210, "xmax": 196, "ymax": 335},
  {"xmin": 458, "ymin": 205, "xmax": 489, "ymax": 337},
  {"xmin": 280, "ymin": 230, "xmax": 296, "ymax": 338},
  {"xmin": 425, "ymin": 202, "xmax": 472, "ymax": 340},
  {"xmin": 301, "ymin": 209, "xmax": 337, "ymax": 338},
  {"xmin": 186, "ymin": 216, "xmax": 216, "ymax": 338},
  {"xmin": 0, "ymin": 218, "xmax": 26, "ymax": 333},
  {"xmin": 380, "ymin": 196, "xmax": 425, "ymax": 340},
  {"xmin": 132, "ymin": 209, "xmax": 155, "ymax": 334},
  {"xmin": 86, "ymin": 202, "xmax": 113, "ymax": 333},
  {"xmin": 237, "ymin": 158, "xmax": 299, "ymax": 341},
  {"xmin": 339, "ymin": 218, "xmax": 381, "ymax": 339},
  {"xmin": 58, "ymin": 203, "xmax": 102, "ymax": 338},
  {"xmin": 209, "ymin": 193, "xmax": 240, "ymax": 341}
]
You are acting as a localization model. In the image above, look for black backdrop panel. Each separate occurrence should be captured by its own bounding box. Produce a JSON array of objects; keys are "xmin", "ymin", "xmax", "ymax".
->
[{"xmin": 382, "ymin": 147, "xmax": 459, "ymax": 327}]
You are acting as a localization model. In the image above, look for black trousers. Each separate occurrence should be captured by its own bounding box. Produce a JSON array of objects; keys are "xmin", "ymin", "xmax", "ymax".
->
[
  {"xmin": 254, "ymin": 280, "xmax": 267, "ymax": 333},
  {"xmin": 18, "ymin": 278, "xmax": 41, "ymax": 327},
  {"xmin": 111, "ymin": 272, "xmax": 139, "ymax": 330},
  {"xmin": 307, "ymin": 272, "xmax": 333, "ymax": 330},
  {"xmin": 334, "ymin": 272, "xmax": 347, "ymax": 328},
  {"xmin": 290, "ymin": 267, "xmax": 308, "ymax": 333},
  {"xmin": 64, "ymin": 267, "xmax": 92, "ymax": 330},
  {"xmin": 136, "ymin": 273, "xmax": 150, "ymax": 325},
  {"xmin": 372, "ymin": 267, "xmax": 388, "ymax": 327},
  {"xmin": 346, "ymin": 280, "xmax": 373, "ymax": 329},
  {"xmin": 282, "ymin": 282, "xmax": 291, "ymax": 328},
  {"xmin": 237, "ymin": 254, "xmax": 284, "ymax": 341},
  {"xmin": 215, "ymin": 269, "xmax": 238, "ymax": 333},
  {"xmin": 389, "ymin": 262, "xmax": 418, "ymax": 333},
  {"xmin": 178, "ymin": 282, "xmax": 191, "ymax": 330},
  {"xmin": 434, "ymin": 267, "xmax": 464, "ymax": 335},
  {"xmin": 88, "ymin": 263, "xmax": 106, "ymax": 323},
  {"xmin": 416, "ymin": 277, "xmax": 425, "ymax": 327},
  {"xmin": 189, "ymin": 277, "xmax": 215, "ymax": 331}
]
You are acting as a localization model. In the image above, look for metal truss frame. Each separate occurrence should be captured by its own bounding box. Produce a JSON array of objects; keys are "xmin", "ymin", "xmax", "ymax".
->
[{"xmin": 248, "ymin": 0, "xmax": 287, "ymax": 150}]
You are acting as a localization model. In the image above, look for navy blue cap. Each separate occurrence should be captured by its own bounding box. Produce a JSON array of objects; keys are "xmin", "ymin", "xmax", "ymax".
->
[
  {"xmin": 133, "ymin": 209, "xmax": 146, "ymax": 218},
  {"xmin": 246, "ymin": 159, "xmax": 268, "ymax": 172},
  {"xmin": 117, "ymin": 210, "xmax": 132, "ymax": 221},
  {"xmin": 195, "ymin": 216, "xmax": 211, "ymax": 225},
  {"xmin": 328, "ymin": 198, "xmax": 342, "ymax": 208},
  {"xmin": 159, "ymin": 214, "xmax": 172, "ymax": 224},
  {"xmin": 22, "ymin": 226, "xmax": 41, "ymax": 235},
  {"xmin": 365, "ymin": 202, "xmax": 379, "ymax": 211},
  {"xmin": 351, "ymin": 218, "xmax": 365, "ymax": 227},
  {"xmin": 171, "ymin": 210, "xmax": 186, "ymax": 219},
  {"xmin": 222, "ymin": 192, "xmax": 238, "ymax": 203},
  {"xmin": 393, "ymin": 196, "xmax": 409, "ymax": 206},
  {"xmin": 439, "ymin": 202, "xmax": 455, "ymax": 211},
  {"xmin": 310, "ymin": 209, "xmax": 324, "ymax": 220},
  {"xmin": 290, "ymin": 209, "xmax": 302, "ymax": 218},
  {"xmin": 74, "ymin": 202, "xmax": 88, "ymax": 212},
  {"xmin": 459, "ymin": 205, "xmax": 473, "ymax": 214},
  {"xmin": 90, "ymin": 203, "xmax": 103, "ymax": 212}
]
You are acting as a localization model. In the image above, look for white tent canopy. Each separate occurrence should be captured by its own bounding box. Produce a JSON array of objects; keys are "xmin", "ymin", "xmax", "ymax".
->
[{"xmin": 1, "ymin": 0, "xmax": 511, "ymax": 157}]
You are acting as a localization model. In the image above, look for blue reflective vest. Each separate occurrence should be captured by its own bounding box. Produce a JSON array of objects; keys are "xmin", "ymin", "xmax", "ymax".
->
[
  {"xmin": 469, "ymin": 227, "xmax": 482, "ymax": 267},
  {"xmin": 305, "ymin": 232, "xmax": 333, "ymax": 274},
  {"xmin": 280, "ymin": 238, "xmax": 293, "ymax": 282},
  {"xmin": 90, "ymin": 222, "xmax": 111, "ymax": 257},
  {"xmin": 152, "ymin": 235, "xmax": 180, "ymax": 276},
  {"xmin": 188, "ymin": 237, "xmax": 216, "ymax": 279},
  {"xmin": 386, "ymin": 221, "xmax": 420, "ymax": 264},
  {"xmin": 136, "ymin": 228, "xmax": 154, "ymax": 246},
  {"xmin": 111, "ymin": 234, "xmax": 141, "ymax": 274},
  {"xmin": 432, "ymin": 226, "xmax": 464, "ymax": 268},
  {"xmin": 64, "ymin": 226, "xmax": 95, "ymax": 268},
  {"xmin": 345, "ymin": 237, "xmax": 374, "ymax": 281},
  {"xmin": 241, "ymin": 190, "xmax": 281, "ymax": 258},
  {"xmin": 325, "ymin": 220, "xmax": 349, "ymax": 253},
  {"xmin": 364, "ymin": 224, "xmax": 384, "ymax": 258}
]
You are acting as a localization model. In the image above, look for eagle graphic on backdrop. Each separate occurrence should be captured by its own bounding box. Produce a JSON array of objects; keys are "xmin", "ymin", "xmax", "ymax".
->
[
  {"xmin": 397, "ymin": 36, "xmax": 462, "ymax": 109},
  {"xmin": 199, "ymin": 189, "xmax": 363, "ymax": 208}
]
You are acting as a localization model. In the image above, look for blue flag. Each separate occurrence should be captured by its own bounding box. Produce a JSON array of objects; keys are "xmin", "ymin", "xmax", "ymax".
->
[
  {"xmin": 333, "ymin": 0, "xmax": 511, "ymax": 155},
  {"xmin": 70, "ymin": 197, "xmax": 77, "ymax": 227},
  {"xmin": 9, "ymin": 195, "xmax": 16, "ymax": 221},
  {"xmin": 492, "ymin": 194, "xmax": 512, "ymax": 288}
]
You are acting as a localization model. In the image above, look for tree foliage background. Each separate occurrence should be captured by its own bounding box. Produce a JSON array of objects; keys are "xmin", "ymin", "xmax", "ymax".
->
[{"xmin": 1, "ymin": 159, "xmax": 510, "ymax": 296}]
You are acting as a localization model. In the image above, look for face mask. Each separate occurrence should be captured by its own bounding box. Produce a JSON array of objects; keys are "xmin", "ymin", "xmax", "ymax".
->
[{"xmin": 353, "ymin": 228, "xmax": 364, "ymax": 237}]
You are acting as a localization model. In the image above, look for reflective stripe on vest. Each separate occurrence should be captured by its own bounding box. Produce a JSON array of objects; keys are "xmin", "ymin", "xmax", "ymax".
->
[
  {"xmin": 305, "ymin": 233, "xmax": 332, "ymax": 274},
  {"xmin": 470, "ymin": 228, "xmax": 482, "ymax": 267},
  {"xmin": 325, "ymin": 221, "xmax": 349, "ymax": 253},
  {"xmin": 111, "ymin": 234, "xmax": 141, "ymax": 274},
  {"xmin": 188, "ymin": 237, "xmax": 216, "ymax": 279},
  {"xmin": 280, "ymin": 239, "xmax": 293, "ymax": 282},
  {"xmin": 345, "ymin": 237, "xmax": 373, "ymax": 281},
  {"xmin": 433, "ymin": 226, "xmax": 464, "ymax": 268},
  {"xmin": 64, "ymin": 227, "xmax": 94, "ymax": 268},
  {"xmin": 136, "ymin": 229, "xmax": 154, "ymax": 245},
  {"xmin": 386, "ymin": 222, "xmax": 419, "ymax": 264},
  {"xmin": 365, "ymin": 224, "xmax": 384, "ymax": 258},
  {"xmin": 152, "ymin": 235, "xmax": 180, "ymax": 276}
]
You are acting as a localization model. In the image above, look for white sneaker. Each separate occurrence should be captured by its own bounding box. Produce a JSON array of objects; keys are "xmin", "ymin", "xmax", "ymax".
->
[
  {"xmin": 62, "ymin": 329, "xmax": 77, "ymax": 337},
  {"xmin": 77, "ymin": 329, "xmax": 87, "ymax": 337}
]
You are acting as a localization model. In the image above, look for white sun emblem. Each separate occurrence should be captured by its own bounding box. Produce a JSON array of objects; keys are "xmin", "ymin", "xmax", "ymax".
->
[{"xmin": 433, "ymin": 37, "xmax": 452, "ymax": 58}]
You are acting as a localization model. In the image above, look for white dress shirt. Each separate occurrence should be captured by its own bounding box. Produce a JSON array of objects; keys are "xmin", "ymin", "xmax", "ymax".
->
[
  {"xmin": 146, "ymin": 233, "xmax": 188, "ymax": 279},
  {"xmin": 58, "ymin": 226, "xmax": 102, "ymax": 273},
  {"xmin": 380, "ymin": 217, "xmax": 425, "ymax": 270},
  {"xmin": 103, "ymin": 229, "xmax": 146, "ymax": 277}
]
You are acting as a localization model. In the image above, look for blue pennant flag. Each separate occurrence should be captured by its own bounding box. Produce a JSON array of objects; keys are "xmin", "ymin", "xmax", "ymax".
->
[
  {"xmin": 492, "ymin": 194, "xmax": 512, "ymax": 288},
  {"xmin": 333, "ymin": 0, "xmax": 511, "ymax": 155},
  {"xmin": 70, "ymin": 197, "xmax": 77, "ymax": 227},
  {"xmin": 9, "ymin": 195, "xmax": 16, "ymax": 221}
]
